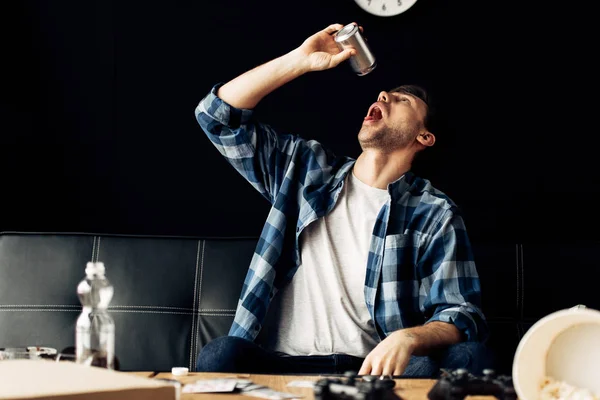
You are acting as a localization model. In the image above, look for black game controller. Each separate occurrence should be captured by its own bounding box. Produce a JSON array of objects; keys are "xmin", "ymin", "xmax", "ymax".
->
[
  {"xmin": 427, "ymin": 369, "xmax": 517, "ymax": 400},
  {"xmin": 314, "ymin": 372, "xmax": 401, "ymax": 400}
]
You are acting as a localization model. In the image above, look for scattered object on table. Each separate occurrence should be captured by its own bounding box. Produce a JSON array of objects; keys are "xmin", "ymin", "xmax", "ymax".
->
[
  {"xmin": 182, "ymin": 378, "xmax": 302, "ymax": 398},
  {"xmin": 182, "ymin": 378, "xmax": 238, "ymax": 393},
  {"xmin": 171, "ymin": 367, "xmax": 188, "ymax": 376},
  {"xmin": 540, "ymin": 376, "xmax": 599, "ymax": 400},
  {"xmin": 0, "ymin": 346, "xmax": 57, "ymax": 360},
  {"xmin": 287, "ymin": 380, "xmax": 316, "ymax": 388},
  {"xmin": 235, "ymin": 379, "xmax": 253, "ymax": 389},
  {"xmin": 427, "ymin": 368, "xmax": 516, "ymax": 400},
  {"xmin": 242, "ymin": 385, "xmax": 303, "ymax": 399},
  {"xmin": 314, "ymin": 371, "xmax": 398, "ymax": 400}
]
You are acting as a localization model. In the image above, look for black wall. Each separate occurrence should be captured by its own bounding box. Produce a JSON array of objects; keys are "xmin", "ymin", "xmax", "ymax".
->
[{"xmin": 1, "ymin": 0, "xmax": 597, "ymax": 243}]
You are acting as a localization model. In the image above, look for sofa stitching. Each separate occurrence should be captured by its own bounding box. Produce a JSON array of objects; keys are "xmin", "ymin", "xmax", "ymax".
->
[
  {"xmin": 0, "ymin": 309, "xmax": 235, "ymax": 316},
  {"xmin": 96, "ymin": 236, "xmax": 102, "ymax": 262},
  {"xmin": 107, "ymin": 310, "xmax": 233, "ymax": 316},
  {"xmin": 194, "ymin": 240, "xmax": 206, "ymax": 370},
  {"xmin": 0, "ymin": 305, "xmax": 80, "ymax": 308},
  {"xmin": 0, "ymin": 309, "xmax": 80, "ymax": 313},
  {"xmin": 1, "ymin": 231, "xmax": 259, "ymax": 240},
  {"xmin": 110, "ymin": 306, "xmax": 198, "ymax": 310},
  {"xmin": 91, "ymin": 236, "xmax": 97, "ymax": 262},
  {"xmin": 189, "ymin": 240, "xmax": 201, "ymax": 371},
  {"xmin": 109, "ymin": 310, "xmax": 193, "ymax": 315},
  {"xmin": 0, "ymin": 305, "xmax": 237, "ymax": 312},
  {"xmin": 197, "ymin": 313, "xmax": 234, "ymax": 316},
  {"xmin": 101, "ymin": 310, "xmax": 202, "ymax": 315},
  {"xmin": 105, "ymin": 310, "xmax": 234, "ymax": 316},
  {"xmin": 196, "ymin": 312, "xmax": 234, "ymax": 316}
]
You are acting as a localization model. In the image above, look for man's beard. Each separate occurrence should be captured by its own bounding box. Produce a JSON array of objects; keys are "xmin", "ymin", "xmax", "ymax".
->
[{"xmin": 358, "ymin": 123, "xmax": 419, "ymax": 152}]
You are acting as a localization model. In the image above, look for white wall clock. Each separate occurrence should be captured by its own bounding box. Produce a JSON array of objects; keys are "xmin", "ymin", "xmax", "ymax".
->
[{"xmin": 354, "ymin": 0, "xmax": 418, "ymax": 17}]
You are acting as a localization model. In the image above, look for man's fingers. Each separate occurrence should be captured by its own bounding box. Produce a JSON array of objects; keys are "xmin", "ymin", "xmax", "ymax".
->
[
  {"xmin": 370, "ymin": 362, "xmax": 383, "ymax": 376},
  {"xmin": 350, "ymin": 21, "xmax": 364, "ymax": 33},
  {"xmin": 331, "ymin": 48, "xmax": 355, "ymax": 67},
  {"xmin": 393, "ymin": 357, "xmax": 409, "ymax": 377},
  {"xmin": 324, "ymin": 23, "xmax": 344, "ymax": 35},
  {"xmin": 362, "ymin": 362, "xmax": 400, "ymax": 377},
  {"xmin": 358, "ymin": 358, "xmax": 372, "ymax": 376},
  {"xmin": 381, "ymin": 361, "xmax": 398, "ymax": 377},
  {"xmin": 358, "ymin": 364, "xmax": 369, "ymax": 376},
  {"xmin": 381, "ymin": 366, "xmax": 392, "ymax": 376}
]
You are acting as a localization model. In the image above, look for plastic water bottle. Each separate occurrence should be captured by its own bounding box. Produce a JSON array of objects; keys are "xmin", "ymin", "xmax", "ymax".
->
[{"xmin": 75, "ymin": 261, "xmax": 115, "ymax": 369}]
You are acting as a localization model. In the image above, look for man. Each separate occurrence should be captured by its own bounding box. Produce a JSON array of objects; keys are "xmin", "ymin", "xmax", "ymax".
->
[{"xmin": 194, "ymin": 23, "xmax": 490, "ymax": 377}]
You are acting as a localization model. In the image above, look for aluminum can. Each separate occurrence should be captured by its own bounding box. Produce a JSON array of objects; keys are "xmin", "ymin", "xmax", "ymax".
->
[{"xmin": 334, "ymin": 23, "xmax": 377, "ymax": 76}]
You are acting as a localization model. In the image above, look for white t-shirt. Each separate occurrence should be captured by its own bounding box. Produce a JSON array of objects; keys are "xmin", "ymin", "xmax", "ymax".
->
[{"xmin": 263, "ymin": 171, "xmax": 390, "ymax": 357}]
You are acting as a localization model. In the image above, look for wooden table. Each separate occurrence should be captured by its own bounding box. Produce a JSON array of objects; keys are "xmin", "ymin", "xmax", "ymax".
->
[{"xmin": 125, "ymin": 372, "xmax": 495, "ymax": 400}]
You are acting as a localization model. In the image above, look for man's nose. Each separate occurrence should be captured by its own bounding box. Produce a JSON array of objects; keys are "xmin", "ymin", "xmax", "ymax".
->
[{"xmin": 378, "ymin": 91, "xmax": 389, "ymax": 102}]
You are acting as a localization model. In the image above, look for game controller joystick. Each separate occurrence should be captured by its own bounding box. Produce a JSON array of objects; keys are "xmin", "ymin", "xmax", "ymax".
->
[
  {"xmin": 314, "ymin": 372, "xmax": 400, "ymax": 400},
  {"xmin": 427, "ymin": 369, "xmax": 517, "ymax": 400}
]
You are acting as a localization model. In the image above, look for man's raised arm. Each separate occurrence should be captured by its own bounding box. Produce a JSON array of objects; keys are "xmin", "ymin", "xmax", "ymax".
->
[
  {"xmin": 195, "ymin": 23, "xmax": 358, "ymax": 203},
  {"xmin": 217, "ymin": 23, "xmax": 356, "ymax": 110}
]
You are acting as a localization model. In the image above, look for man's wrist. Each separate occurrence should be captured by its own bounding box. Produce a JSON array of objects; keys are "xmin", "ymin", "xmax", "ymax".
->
[
  {"xmin": 283, "ymin": 48, "xmax": 311, "ymax": 75},
  {"xmin": 393, "ymin": 329, "xmax": 419, "ymax": 354}
]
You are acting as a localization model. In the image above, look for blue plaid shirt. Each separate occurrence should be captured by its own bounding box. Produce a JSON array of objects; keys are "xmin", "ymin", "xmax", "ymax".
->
[{"xmin": 196, "ymin": 83, "xmax": 488, "ymax": 344}]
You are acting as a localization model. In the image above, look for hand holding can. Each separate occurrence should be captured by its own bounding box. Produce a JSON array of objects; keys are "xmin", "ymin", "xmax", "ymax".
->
[
  {"xmin": 295, "ymin": 23, "xmax": 358, "ymax": 72},
  {"xmin": 334, "ymin": 23, "xmax": 377, "ymax": 76}
]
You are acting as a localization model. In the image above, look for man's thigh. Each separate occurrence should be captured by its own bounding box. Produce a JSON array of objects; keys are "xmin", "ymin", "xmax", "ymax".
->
[
  {"xmin": 438, "ymin": 341, "xmax": 494, "ymax": 374},
  {"xmin": 197, "ymin": 336, "xmax": 351, "ymax": 374},
  {"xmin": 402, "ymin": 342, "xmax": 493, "ymax": 377}
]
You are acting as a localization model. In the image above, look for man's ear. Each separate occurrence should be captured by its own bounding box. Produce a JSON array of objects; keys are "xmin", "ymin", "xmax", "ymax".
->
[{"xmin": 417, "ymin": 131, "xmax": 436, "ymax": 147}]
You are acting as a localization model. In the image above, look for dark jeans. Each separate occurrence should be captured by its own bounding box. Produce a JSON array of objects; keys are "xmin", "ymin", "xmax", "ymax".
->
[{"xmin": 196, "ymin": 336, "xmax": 494, "ymax": 377}]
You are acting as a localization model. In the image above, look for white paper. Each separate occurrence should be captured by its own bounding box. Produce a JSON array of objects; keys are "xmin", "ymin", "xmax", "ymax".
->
[
  {"xmin": 182, "ymin": 378, "xmax": 237, "ymax": 393},
  {"xmin": 286, "ymin": 380, "xmax": 315, "ymax": 388}
]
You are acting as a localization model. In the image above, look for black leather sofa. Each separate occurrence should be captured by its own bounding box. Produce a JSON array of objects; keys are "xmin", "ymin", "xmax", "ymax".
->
[{"xmin": 1, "ymin": 232, "xmax": 598, "ymax": 374}]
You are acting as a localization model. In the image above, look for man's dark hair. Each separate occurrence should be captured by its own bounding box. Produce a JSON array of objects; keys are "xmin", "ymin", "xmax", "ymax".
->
[{"xmin": 390, "ymin": 84, "xmax": 436, "ymax": 132}]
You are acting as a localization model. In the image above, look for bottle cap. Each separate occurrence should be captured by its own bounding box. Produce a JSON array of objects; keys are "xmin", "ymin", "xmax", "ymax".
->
[
  {"xmin": 85, "ymin": 262, "xmax": 106, "ymax": 275},
  {"xmin": 171, "ymin": 367, "xmax": 188, "ymax": 376}
]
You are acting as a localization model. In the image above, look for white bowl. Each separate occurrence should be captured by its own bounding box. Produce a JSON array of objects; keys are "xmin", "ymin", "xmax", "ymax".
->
[{"xmin": 512, "ymin": 307, "xmax": 600, "ymax": 400}]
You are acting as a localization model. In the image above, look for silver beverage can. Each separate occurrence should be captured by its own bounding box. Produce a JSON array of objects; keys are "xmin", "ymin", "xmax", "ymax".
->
[{"xmin": 334, "ymin": 23, "xmax": 377, "ymax": 76}]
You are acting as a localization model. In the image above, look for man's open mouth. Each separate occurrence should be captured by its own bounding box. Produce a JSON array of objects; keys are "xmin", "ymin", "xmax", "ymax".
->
[{"xmin": 364, "ymin": 104, "xmax": 384, "ymax": 122}]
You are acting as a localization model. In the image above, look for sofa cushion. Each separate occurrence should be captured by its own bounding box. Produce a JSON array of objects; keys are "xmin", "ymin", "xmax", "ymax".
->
[
  {"xmin": 0, "ymin": 233, "xmax": 253, "ymax": 371},
  {"xmin": 1, "ymin": 232, "xmax": 599, "ymax": 374}
]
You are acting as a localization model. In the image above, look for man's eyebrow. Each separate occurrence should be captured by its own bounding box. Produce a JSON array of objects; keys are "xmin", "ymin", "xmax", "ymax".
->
[{"xmin": 392, "ymin": 92, "xmax": 415, "ymax": 103}]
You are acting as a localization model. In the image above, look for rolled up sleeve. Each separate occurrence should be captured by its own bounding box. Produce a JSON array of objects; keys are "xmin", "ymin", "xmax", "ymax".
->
[
  {"xmin": 195, "ymin": 83, "xmax": 303, "ymax": 203},
  {"xmin": 418, "ymin": 210, "xmax": 489, "ymax": 342},
  {"xmin": 196, "ymin": 83, "xmax": 255, "ymax": 129}
]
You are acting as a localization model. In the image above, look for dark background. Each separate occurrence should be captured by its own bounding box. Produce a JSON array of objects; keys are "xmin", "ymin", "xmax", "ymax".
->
[{"xmin": 1, "ymin": 0, "xmax": 597, "ymax": 243}]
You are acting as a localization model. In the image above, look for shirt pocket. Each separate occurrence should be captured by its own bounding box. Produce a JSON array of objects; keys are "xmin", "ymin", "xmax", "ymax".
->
[{"xmin": 382, "ymin": 232, "xmax": 421, "ymax": 281}]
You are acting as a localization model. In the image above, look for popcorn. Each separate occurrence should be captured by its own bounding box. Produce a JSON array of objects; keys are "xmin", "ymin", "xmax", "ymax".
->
[{"xmin": 540, "ymin": 377, "xmax": 599, "ymax": 400}]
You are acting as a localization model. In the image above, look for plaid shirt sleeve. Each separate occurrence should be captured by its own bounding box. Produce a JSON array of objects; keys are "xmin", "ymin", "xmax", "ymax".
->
[
  {"xmin": 194, "ymin": 83, "xmax": 304, "ymax": 204},
  {"xmin": 418, "ymin": 209, "xmax": 489, "ymax": 342}
]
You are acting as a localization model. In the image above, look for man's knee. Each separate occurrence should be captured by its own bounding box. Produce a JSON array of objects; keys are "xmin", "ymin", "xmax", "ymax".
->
[
  {"xmin": 438, "ymin": 341, "xmax": 494, "ymax": 374},
  {"xmin": 403, "ymin": 355, "xmax": 440, "ymax": 377},
  {"xmin": 196, "ymin": 336, "xmax": 253, "ymax": 372}
]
